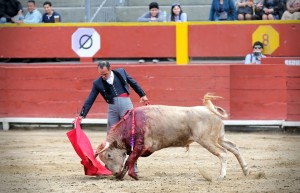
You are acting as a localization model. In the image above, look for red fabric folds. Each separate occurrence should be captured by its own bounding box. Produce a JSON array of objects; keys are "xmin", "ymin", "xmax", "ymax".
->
[{"xmin": 66, "ymin": 118, "xmax": 112, "ymax": 176}]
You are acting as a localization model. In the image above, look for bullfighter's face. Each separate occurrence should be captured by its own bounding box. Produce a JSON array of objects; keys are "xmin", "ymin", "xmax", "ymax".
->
[
  {"xmin": 98, "ymin": 67, "xmax": 111, "ymax": 81},
  {"xmin": 98, "ymin": 146, "xmax": 127, "ymax": 176}
]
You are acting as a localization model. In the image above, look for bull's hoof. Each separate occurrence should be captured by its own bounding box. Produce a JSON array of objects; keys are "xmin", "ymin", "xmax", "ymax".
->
[
  {"xmin": 129, "ymin": 172, "xmax": 139, "ymax": 180},
  {"xmin": 217, "ymin": 175, "xmax": 225, "ymax": 181},
  {"xmin": 243, "ymin": 167, "xmax": 251, "ymax": 176},
  {"xmin": 115, "ymin": 173, "xmax": 125, "ymax": 180},
  {"xmin": 115, "ymin": 167, "xmax": 128, "ymax": 180}
]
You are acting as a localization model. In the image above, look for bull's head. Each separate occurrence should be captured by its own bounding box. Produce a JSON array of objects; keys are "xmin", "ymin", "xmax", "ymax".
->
[{"xmin": 95, "ymin": 141, "xmax": 127, "ymax": 177}]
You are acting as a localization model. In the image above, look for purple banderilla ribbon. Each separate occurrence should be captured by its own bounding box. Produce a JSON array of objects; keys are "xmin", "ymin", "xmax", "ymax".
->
[{"xmin": 130, "ymin": 110, "xmax": 135, "ymax": 151}]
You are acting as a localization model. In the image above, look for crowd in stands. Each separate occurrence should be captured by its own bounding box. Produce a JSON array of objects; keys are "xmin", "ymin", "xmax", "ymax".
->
[
  {"xmin": 209, "ymin": 0, "xmax": 300, "ymax": 21},
  {"xmin": 1, "ymin": 0, "xmax": 299, "ymax": 24},
  {"xmin": 213, "ymin": 0, "xmax": 300, "ymax": 21},
  {"xmin": 0, "ymin": 0, "xmax": 61, "ymax": 24}
]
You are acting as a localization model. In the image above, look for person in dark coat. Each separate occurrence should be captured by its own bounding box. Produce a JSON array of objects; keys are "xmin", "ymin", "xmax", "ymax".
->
[
  {"xmin": 0, "ymin": 0, "xmax": 23, "ymax": 23},
  {"xmin": 78, "ymin": 61, "xmax": 149, "ymax": 131}
]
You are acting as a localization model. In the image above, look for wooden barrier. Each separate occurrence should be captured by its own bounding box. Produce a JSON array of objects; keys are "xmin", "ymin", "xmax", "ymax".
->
[
  {"xmin": 230, "ymin": 65, "xmax": 287, "ymax": 120},
  {"xmin": 0, "ymin": 63, "xmax": 299, "ymax": 121},
  {"xmin": 286, "ymin": 66, "xmax": 300, "ymax": 121},
  {"xmin": 0, "ymin": 21, "xmax": 299, "ymax": 62}
]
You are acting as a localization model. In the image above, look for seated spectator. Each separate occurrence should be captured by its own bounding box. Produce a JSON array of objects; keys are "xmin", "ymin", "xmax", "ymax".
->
[
  {"xmin": 236, "ymin": 0, "xmax": 254, "ymax": 20},
  {"xmin": 137, "ymin": 2, "xmax": 163, "ymax": 22},
  {"xmin": 262, "ymin": 0, "xmax": 284, "ymax": 20},
  {"xmin": 0, "ymin": 0, "xmax": 23, "ymax": 23},
  {"xmin": 137, "ymin": 2, "xmax": 161, "ymax": 63},
  {"xmin": 209, "ymin": 0, "xmax": 237, "ymax": 21},
  {"xmin": 42, "ymin": 1, "xmax": 61, "ymax": 23},
  {"xmin": 168, "ymin": 3, "xmax": 187, "ymax": 22},
  {"xmin": 12, "ymin": 0, "xmax": 42, "ymax": 24},
  {"xmin": 244, "ymin": 41, "xmax": 266, "ymax": 64},
  {"xmin": 252, "ymin": 0, "xmax": 264, "ymax": 20},
  {"xmin": 281, "ymin": 0, "xmax": 300, "ymax": 20}
]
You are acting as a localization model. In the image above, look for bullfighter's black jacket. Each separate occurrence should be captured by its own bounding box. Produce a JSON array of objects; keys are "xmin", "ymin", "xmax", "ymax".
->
[{"xmin": 79, "ymin": 68, "xmax": 146, "ymax": 118}]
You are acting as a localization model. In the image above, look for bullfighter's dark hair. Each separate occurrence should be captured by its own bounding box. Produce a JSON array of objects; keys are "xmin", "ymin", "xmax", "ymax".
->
[
  {"xmin": 98, "ymin": 61, "xmax": 110, "ymax": 70},
  {"xmin": 28, "ymin": 0, "xmax": 36, "ymax": 4},
  {"xmin": 43, "ymin": 1, "xmax": 52, "ymax": 6}
]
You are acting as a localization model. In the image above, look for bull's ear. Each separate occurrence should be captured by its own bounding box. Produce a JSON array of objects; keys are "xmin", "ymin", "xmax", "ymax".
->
[{"xmin": 112, "ymin": 140, "xmax": 118, "ymax": 148}]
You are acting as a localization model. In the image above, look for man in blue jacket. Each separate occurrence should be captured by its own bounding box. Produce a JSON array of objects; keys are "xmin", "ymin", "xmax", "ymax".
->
[{"xmin": 78, "ymin": 61, "xmax": 149, "ymax": 131}]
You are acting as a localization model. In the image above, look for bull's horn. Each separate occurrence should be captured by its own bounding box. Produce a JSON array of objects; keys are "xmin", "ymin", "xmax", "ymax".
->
[
  {"xmin": 95, "ymin": 142, "xmax": 110, "ymax": 157},
  {"xmin": 99, "ymin": 142, "xmax": 110, "ymax": 153}
]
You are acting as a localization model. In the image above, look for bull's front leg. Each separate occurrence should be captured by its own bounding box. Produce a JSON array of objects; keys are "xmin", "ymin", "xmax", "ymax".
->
[{"xmin": 126, "ymin": 148, "xmax": 142, "ymax": 180}]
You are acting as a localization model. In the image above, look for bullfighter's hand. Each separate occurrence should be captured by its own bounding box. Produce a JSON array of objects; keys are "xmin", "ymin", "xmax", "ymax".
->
[
  {"xmin": 73, "ymin": 116, "xmax": 82, "ymax": 124},
  {"xmin": 77, "ymin": 116, "xmax": 83, "ymax": 123},
  {"xmin": 140, "ymin": 96, "xmax": 149, "ymax": 106}
]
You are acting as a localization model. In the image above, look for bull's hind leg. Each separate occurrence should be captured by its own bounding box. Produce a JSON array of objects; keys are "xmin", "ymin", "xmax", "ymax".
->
[
  {"xmin": 219, "ymin": 137, "xmax": 251, "ymax": 176},
  {"xmin": 199, "ymin": 141, "xmax": 228, "ymax": 180}
]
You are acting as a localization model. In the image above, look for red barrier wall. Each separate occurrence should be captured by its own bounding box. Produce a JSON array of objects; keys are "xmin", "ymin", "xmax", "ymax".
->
[
  {"xmin": 230, "ymin": 65, "xmax": 287, "ymax": 119},
  {"xmin": 286, "ymin": 66, "xmax": 300, "ymax": 121},
  {"xmin": 0, "ymin": 25, "xmax": 176, "ymax": 58},
  {"xmin": 189, "ymin": 23, "xmax": 300, "ymax": 57},
  {"xmin": 0, "ymin": 22, "xmax": 299, "ymax": 59},
  {"xmin": 1, "ymin": 64, "xmax": 299, "ymax": 121}
]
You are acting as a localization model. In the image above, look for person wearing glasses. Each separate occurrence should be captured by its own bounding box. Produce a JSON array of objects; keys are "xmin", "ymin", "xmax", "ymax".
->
[
  {"xmin": 169, "ymin": 3, "xmax": 187, "ymax": 22},
  {"xmin": 244, "ymin": 41, "xmax": 266, "ymax": 64}
]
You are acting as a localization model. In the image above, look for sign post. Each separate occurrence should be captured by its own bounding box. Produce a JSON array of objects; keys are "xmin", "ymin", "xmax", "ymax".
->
[{"xmin": 72, "ymin": 28, "xmax": 101, "ymax": 62}]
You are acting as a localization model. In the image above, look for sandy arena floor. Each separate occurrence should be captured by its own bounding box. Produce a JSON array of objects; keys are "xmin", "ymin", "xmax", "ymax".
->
[{"xmin": 0, "ymin": 129, "xmax": 299, "ymax": 193}]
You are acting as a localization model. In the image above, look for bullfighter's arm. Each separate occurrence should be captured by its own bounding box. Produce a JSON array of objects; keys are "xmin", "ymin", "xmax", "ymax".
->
[{"xmin": 79, "ymin": 83, "xmax": 99, "ymax": 118}]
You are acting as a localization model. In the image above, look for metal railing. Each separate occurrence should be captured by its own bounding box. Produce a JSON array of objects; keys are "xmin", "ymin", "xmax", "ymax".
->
[{"xmin": 85, "ymin": 0, "xmax": 128, "ymax": 22}]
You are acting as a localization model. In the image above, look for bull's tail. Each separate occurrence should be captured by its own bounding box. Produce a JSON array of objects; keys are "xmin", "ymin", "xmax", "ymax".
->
[{"xmin": 203, "ymin": 93, "xmax": 228, "ymax": 119}]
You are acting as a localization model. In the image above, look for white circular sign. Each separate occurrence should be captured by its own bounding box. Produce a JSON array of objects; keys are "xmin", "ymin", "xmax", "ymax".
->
[{"xmin": 72, "ymin": 28, "xmax": 100, "ymax": 57}]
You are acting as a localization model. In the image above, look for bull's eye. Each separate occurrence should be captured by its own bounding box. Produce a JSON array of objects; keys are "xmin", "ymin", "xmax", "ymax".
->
[{"xmin": 107, "ymin": 153, "xmax": 112, "ymax": 159}]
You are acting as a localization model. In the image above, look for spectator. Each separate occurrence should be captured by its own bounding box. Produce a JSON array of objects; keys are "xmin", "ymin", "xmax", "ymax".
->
[
  {"xmin": 262, "ymin": 0, "xmax": 284, "ymax": 20},
  {"xmin": 281, "ymin": 0, "xmax": 300, "ymax": 20},
  {"xmin": 0, "ymin": 0, "xmax": 23, "ymax": 23},
  {"xmin": 168, "ymin": 3, "xmax": 187, "ymax": 22},
  {"xmin": 244, "ymin": 41, "xmax": 266, "ymax": 64},
  {"xmin": 209, "ymin": 0, "xmax": 237, "ymax": 21},
  {"xmin": 12, "ymin": 0, "xmax": 42, "ymax": 24},
  {"xmin": 137, "ymin": 2, "xmax": 162, "ymax": 63},
  {"xmin": 42, "ymin": 1, "xmax": 61, "ymax": 23},
  {"xmin": 78, "ymin": 61, "xmax": 149, "ymax": 130},
  {"xmin": 137, "ymin": 2, "xmax": 163, "ymax": 22},
  {"xmin": 236, "ymin": 0, "xmax": 254, "ymax": 20},
  {"xmin": 252, "ymin": 0, "xmax": 264, "ymax": 20}
]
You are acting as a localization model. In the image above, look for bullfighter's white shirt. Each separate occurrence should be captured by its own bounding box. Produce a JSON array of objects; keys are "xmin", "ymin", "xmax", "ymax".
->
[{"xmin": 106, "ymin": 71, "xmax": 114, "ymax": 85}]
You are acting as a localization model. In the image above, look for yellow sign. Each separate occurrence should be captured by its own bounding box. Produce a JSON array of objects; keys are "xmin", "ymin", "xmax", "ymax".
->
[{"xmin": 252, "ymin": 25, "xmax": 279, "ymax": 55}]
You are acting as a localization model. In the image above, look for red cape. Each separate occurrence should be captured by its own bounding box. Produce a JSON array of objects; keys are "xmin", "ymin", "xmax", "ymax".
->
[{"xmin": 66, "ymin": 118, "xmax": 111, "ymax": 176}]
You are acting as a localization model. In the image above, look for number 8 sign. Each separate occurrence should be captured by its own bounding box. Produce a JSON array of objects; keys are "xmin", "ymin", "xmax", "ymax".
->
[{"xmin": 252, "ymin": 25, "xmax": 279, "ymax": 55}]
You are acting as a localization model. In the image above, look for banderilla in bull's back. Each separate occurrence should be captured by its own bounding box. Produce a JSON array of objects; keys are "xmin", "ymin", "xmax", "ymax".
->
[{"xmin": 95, "ymin": 93, "xmax": 251, "ymax": 180}]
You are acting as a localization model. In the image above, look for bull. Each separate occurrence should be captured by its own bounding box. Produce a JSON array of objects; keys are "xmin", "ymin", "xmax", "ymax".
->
[{"xmin": 95, "ymin": 94, "xmax": 251, "ymax": 180}]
